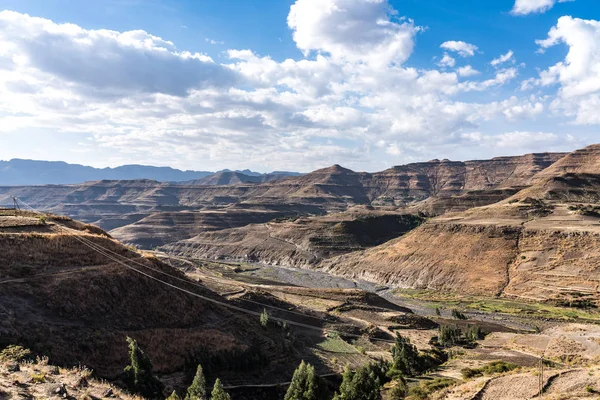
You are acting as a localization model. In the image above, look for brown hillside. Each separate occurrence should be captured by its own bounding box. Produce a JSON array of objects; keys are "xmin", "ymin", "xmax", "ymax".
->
[
  {"xmin": 319, "ymin": 145, "xmax": 600, "ymax": 302},
  {"xmin": 0, "ymin": 210, "xmax": 306, "ymax": 383},
  {"xmin": 0, "ymin": 153, "xmax": 566, "ymax": 241},
  {"xmin": 161, "ymin": 207, "xmax": 424, "ymax": 268}
]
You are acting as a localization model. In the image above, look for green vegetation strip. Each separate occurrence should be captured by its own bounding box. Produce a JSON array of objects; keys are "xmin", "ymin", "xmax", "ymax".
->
[
  {"xmin": 315, "ymin": 337, "xmax": 359, "ymax": 354},
  {"xmin": 393, "ymin": 289, "xmax": 600, "ymax": 322}
]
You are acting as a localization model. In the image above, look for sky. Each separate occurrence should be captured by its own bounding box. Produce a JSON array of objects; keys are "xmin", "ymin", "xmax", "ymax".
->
[{"xmin": 0, "ymin": 0, "xmax": 598, "ymax": 172}]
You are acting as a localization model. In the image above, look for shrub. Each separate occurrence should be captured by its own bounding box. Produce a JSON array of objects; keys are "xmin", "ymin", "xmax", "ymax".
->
[
  {"xmin": 0, "ymin": 345, "xmax": 33, "ymax": 362},
  {"xmin": 461, "ymin": 367, "xmax": 482, "ymax": 379},
  {"xmin": 481, "ymin": 361, "xmax": 518, "ymax": 375},
  {"xmin": 388, "ymin": 379, "xmax": 407, "ymax": 400},
  {"xmin": 407, "ymin": 378, "xmax": 456, "ymax": 399},
  {"xmin": 451, "ymin": 309, "xmax": 468, "ymax": 320},
  {"xmin": 30, "ymin": 372, "xmax": 46, "ymax": 383},
  {"xmin": 461, "ymin": 361, "xmax": 518, "ymax": 380}
]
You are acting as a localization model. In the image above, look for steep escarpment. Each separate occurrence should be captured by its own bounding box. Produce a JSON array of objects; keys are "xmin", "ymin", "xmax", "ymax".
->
[
  {"xmin": 0, "ymin": 210, "xmax": 301, "ymax": 382},
  {"xmin": 162, "ymin": 208, "xmax": 425, "ymax": 268},
  {"xmin": 362, "ymin": 152, "xmax": 566, "ymax": 206},
  {"xmin": 321, "ymin": 222, "xmax": 521, "ymax": 296},
  {"xmin": 110, "ymin": 204, "xmax": 323, "ymax": 248},
  {"xmin": 0, "ymin": 152, "xmax": 567, "ymax": 237},
  {"xmin": 320, "ymin": 146, "xmax": 600, "ymax": 302}
]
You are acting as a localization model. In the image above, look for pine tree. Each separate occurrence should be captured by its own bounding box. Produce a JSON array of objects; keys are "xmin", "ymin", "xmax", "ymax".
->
[
  {"xmin": 166, "ymin": 391, "xmax": 182, "ymax": 400},
  {"xmin": 389, "ymin": 333, "xmax": 421, "ymax": 377},
  {"xmin": 123, "ymin": 337, "xmax": 164, "ymax": 399},
  {"xmin": 285, "ymin": 361, "xmax": 326, "ymax": 400},
  {"xmin": 186, "ymin": 365, "xmax": 208, "ymax": 400},
  {"xmin": 388, "ymin": 379, "xmax": 407, "ymax": 400},
  {"xmin": 334, "ymin": 364, "xmax": 381, "ymax": 400},
  {"xmin": 210, "ymin": 378, "xmax": 230, "ymax": 400},
  {"xmin": 260, "ymin": 308, "xmax": 269, "ymax": 328}
]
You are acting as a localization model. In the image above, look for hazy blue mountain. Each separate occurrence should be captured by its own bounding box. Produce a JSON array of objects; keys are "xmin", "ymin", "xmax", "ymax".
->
[{"xmin": 0, "ymin": 159, "xmax": 300, "ymax": 186}]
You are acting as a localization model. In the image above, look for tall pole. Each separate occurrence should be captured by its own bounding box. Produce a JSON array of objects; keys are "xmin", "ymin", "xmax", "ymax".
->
[{"xmin": 12, "ymin": 197, "xmax": 20, "ymax": 216}]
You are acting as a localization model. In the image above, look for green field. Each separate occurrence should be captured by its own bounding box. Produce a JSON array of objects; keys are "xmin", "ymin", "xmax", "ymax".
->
[{"xmin": 393, "ymin": 289, "xmax": 600, "ymax": 322}]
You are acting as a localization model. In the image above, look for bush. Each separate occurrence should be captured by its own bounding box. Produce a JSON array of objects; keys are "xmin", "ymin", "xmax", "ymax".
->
[
  {"xmin": 461, "ymin": 361, "xmax": 518, "ymax": 380},
  {"xmin": 461, "ymin": 367, "xmax": 482, "ymax": 379},
  {"xmin": 388, "ymin": 379, "xmax": 407, "ymax": 400},
  {"xmin": 406, "ymin": 378, "xmax": 456, "ymax": 399},
  {"xmin": 451, "ymin": 309, "xmax": 468, "ymax": 320},
  {"xmin": 30, "ymin": 372, "xmax": 46, "ymax": 383},
  {"xmin": 0, "ymin": 345, "xmax": 33, "ymax": 362}
]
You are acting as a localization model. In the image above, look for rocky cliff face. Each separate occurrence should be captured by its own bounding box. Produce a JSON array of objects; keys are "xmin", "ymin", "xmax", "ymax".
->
[
  {"xmin": 317, "ymin": 145, "xmax": 600, "ymax": 302},
  {"xmin": 0, "ymin": 152, "xmax": 568, "ymax": 248},
  {"xmin": 162, "ymin": 208, "xmax": 425, "ymax": 268},
  {"xmin": 362, "ymin": 152, "xmax": 566, "ymax": 205}
]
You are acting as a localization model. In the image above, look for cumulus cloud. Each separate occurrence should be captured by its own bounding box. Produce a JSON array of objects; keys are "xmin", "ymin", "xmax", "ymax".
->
[
  {"xmin": 440, "ymin": 41, "xmax": 478, "ymax": 57},
  {"xmin": 457, "ymin": 65, "xmax": 480, "ymax": 77},
  {"xmin": 491, "ymin": 50, "xmax": 515, "ymax": 67},
  {"xmin": 438, "ymin": 53, "xmax": 456, "ymax": 68},
  {"xmin": 287, "ymin": 0, "xmax": 419, "ymax": 67},
  {"xmin": 461, "ymin": 131, "xmax": 579, "ymax": 153},
  {"xmin": 0, "ymin": 11, "xmax": 238, "ymax": 97},
  {"xmin": 511, "ymin": 0, "xmax": 573, "ymax": 16},
  {"xmin": 526, "ymin": 16, "xmax": 600, "ymax": 124},
  {"xmin": 0, "ymin": 2, "xmax": 582, "ymax": 172}
]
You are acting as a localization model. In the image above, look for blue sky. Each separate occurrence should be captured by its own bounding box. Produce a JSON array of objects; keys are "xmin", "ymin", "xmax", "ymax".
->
[{"xmin": 0, "ymin": 0, "xmax": 598, "ymax": 172}]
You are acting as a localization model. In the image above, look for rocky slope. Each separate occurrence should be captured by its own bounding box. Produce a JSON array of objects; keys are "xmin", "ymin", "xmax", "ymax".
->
[
  {"xmin": 319, "ymin": 145, "xmax": 600, "ymax": 303},
  {"xmin": 162, "ymin": 207, "xmax": 425, "ymax": 268}
]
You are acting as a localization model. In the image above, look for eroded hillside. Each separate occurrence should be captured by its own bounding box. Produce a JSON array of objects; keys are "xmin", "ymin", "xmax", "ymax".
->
[
  {"xmin": 162, "ymin": 207, "xmax": 425, "ymax": 268},
  {"xmin": 319, "ymin": 145, "xmax": 600, "ymax": 303},
  {"xmin": 0, "ymin": 152, "xmax": 566, "ymax": 245},
  {"xmin": 0, "ymin": 210, "xmax": 306, "ymax": 383}
]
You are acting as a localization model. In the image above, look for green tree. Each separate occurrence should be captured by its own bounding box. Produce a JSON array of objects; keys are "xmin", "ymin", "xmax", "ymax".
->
[
  {"xmin": 334, "ymin": 364, "xmax": 381, "ymax": 400},
  {"xmin": 389, "ymin": 333, "xmax": 421, "ymax": 378},
  {"xmin": 210, "ymin": 378, "xmax": 230, "ymax": 400},
  {"xmin": 260, "ymin": 308, "xmax": 269, "ymax": 328},
  {"xmin": 166, "ymin": 391, "xmax": 181, "ymax": 400},
  {"xmin": 388, "ymin": 379, "xmax": 407, "ymax": 400},
  {"xmin": 186, "ymin": 365, "xmax": 208, "ymax": 400},
  {"xmin": 285, "ymin": 361, "xmax": 327, "ymax": 400},
  {"xmin": 123, "ymin": 337, "xmax": 164, "ymax": 399}
]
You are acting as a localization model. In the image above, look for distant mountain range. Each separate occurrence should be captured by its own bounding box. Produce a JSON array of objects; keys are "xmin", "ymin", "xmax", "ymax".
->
[{"xmin": 0, "ymin": 159, "xmax": 300, "ymax": 185}]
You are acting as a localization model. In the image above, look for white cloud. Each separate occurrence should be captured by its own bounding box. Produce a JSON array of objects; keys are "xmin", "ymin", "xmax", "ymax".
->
[
  {"xmin": 440, "ymin": 41, "xmax": 478, "ymax": 57},
  {"xmin": 528, "ymin": 16, "xmax": 600, "ymax": 124},
  {"xmin": 287, "ymin": 0, "xmax": 420, "ymax": 67},
  {"xmin": 205, "ymin": 38, "xmax": 224, "ymax": 45},
  {"xmin": 461, "ymin": 131, "xmax": 579, "ymax": 152},
  {"xmin": 491, "ymin": 50, "xmax": 515, "ymax": 67},
  {"xmin": 437, "ymin": 53, "xmax": 456, "ymax": 68},
  {"xmin": 0, "ymin": 4, "xmax": 584, "ymax": 172},
  {"xmin": 511, "ymin": 0, "xmax": 573, "ymax": 16},
  {"xmin": 457, "ymin": 65, "xmax": 480, "ymax": 77},
  {"xmin": 0, "ymin": 11, "xmax": 237, "ymax": 97}
]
